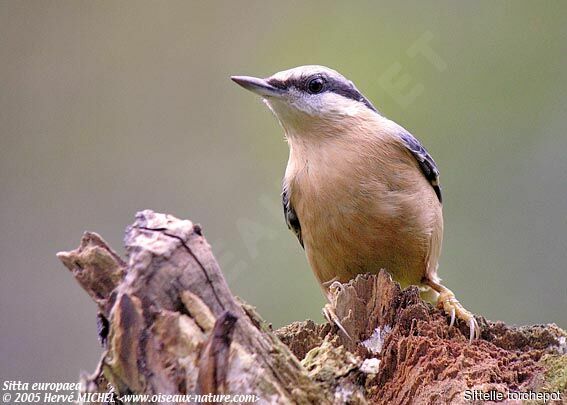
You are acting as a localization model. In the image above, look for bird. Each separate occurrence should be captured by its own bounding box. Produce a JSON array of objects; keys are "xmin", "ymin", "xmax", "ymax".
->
[{"xmin": 231, "ymin": 65, "xmax": 479, "ymax": 341}]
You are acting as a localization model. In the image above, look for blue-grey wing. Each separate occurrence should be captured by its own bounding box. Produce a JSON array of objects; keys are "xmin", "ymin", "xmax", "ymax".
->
[
  {"xmin": 399, "ymin": 131, "xmax": 442, "ymax": 203},
  {"xmin": 282, "ymin": 188, "xmax": 303, "ymax": 248}
]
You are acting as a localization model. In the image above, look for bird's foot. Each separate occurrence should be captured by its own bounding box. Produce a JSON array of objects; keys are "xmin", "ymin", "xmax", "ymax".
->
[
  {"xmin": 321, "ymin": 280, "xmax": 352, "ymax": 340},
  {"xmin": 322, "ymin": 303, "xmax": 352, "ymax": 340},
  {"xmin": 321, "ymin": 276, "xmax": 340, "ymax": 289},
  {"xmin": 424, "ymin": 278, "xmax": 480, "ymax": 342},
  {"xmin": 437, "ymin": 289, "xmax": 480, "ymax": 342}
]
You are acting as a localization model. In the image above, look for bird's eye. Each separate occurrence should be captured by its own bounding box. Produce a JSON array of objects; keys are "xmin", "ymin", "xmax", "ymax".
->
[{"xmin": 307, "ymin": 77, "xmax": 325, "ymax": 94}]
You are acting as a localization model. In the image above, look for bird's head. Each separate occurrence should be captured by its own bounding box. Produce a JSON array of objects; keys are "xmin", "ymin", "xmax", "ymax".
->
[{"xmin": 231, "ymin": 65, "xmax": 379, "ymax": 136}]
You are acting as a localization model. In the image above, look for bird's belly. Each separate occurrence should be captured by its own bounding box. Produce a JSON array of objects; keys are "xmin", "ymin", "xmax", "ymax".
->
[{"xmin": 299, "ymin": 196, "xmax": 430, "ymax": 290}]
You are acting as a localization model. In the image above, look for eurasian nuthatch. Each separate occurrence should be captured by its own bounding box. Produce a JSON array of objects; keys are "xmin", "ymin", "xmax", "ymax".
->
[{"xmin": 232, "ymin": 65, "xmax": 479, "ymax": 340}]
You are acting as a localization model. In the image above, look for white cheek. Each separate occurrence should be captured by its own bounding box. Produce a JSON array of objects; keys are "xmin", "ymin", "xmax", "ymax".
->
[
  {"xmin": 264, "ymin": 92, "xmax": 363, "ymax": 130},
  {"xmin": 338, "ymin": 103, "xmax": 360, "ymax": 116},
  {"xmin": 290, "ymin": 98, "xmax": 320, "ymax": 116},
  {"xmin": 297, "ymin": 93, "xmax": 361, "ymax": 117}
]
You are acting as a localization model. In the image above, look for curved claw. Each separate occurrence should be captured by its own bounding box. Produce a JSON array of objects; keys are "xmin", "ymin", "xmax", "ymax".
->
[
  {"xmin": 469, "ymin": 317, "xmax": 481, "ymax": 341},
  {"xmin": 426, "ymin": 279, "xmax": 481, "ymax": 342},
  {"xmin": 322, "ymin": 304, "xmax": 352, "ymax": 340},
  {"xmin": 469, "ymin": 318, "xmax": 475, "ymax": 342},
  {"xmin": 449, "ymin": 307, "xmax": 456, "ymax": 329}
]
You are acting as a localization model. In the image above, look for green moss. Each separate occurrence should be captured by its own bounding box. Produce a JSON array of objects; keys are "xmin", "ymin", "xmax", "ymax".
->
[{"xmin": 540, "ymin": 354, "xmax": 567, "ymax": 394}]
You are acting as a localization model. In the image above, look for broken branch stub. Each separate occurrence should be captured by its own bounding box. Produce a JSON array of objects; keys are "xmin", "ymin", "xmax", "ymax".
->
[{"xmin": 58, "ymin": 210, "xmax": 330, "ymax": 404}]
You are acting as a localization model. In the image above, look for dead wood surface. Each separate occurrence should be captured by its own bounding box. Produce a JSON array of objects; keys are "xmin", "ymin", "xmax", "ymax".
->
[{"xmin": 58, "ymin": 210, "xmax": 567, "ymax": 405}]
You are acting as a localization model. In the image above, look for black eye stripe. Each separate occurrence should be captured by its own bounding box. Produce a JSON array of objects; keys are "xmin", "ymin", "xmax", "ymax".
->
[
  {"xmin": 327, "ymin": 80, "xmax": 378, "ymax": 112},
  {"xmin": 267, "ymin": 75, "xmax": 378, "ymax": 113},
  {"xmin": 267, "ymin": 78, "xmax": 287, "ymax": 90}
]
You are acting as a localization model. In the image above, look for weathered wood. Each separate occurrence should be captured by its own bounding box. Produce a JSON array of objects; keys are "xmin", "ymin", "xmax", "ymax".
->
[
  {"xmin": 58, "ymin": 210, "xmax": 567, "ymax": 405},
  {"xmin": 58, "ymin": 210, "xmax": 329, "ymax": 404}
]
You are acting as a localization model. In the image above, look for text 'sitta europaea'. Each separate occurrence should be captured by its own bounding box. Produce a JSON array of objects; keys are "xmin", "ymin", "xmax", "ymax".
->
[{"xmin": 232, "ymin": 65, "xmax": 479, "ymax": 341}]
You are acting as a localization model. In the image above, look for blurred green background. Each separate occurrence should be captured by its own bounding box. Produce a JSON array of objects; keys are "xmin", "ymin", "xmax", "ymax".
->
[{"xmin": 1, "ymin": 1, "xmax": 566, "ymax": 383}]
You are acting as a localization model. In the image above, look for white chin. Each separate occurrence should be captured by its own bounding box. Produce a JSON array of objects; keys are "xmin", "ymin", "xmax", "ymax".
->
[{"xmin": 261, "ymin": 98, "xmax": 285, "ymax": 126}]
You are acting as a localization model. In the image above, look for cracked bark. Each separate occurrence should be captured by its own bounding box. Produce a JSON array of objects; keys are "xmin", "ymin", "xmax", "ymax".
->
[{"xmin": 58, "ymin": 210, "xmax": 567, "ymax": 405}]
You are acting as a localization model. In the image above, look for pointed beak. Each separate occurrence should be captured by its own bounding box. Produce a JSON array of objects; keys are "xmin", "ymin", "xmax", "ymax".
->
[{"xmin": 231, "ymin": 75, "xmax": 284, "ymax": 98}]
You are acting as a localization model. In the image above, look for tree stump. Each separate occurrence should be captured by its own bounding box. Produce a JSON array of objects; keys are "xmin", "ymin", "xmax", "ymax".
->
[{"xmin": 57, "ymin": 210, "xmax": 567, "ymax": 404}]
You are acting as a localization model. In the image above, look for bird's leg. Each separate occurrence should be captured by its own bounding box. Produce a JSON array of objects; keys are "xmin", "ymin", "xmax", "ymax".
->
[
  {"xmin": 321, "ymin": 276, "xmax": 340, "ymax": 289},
  {"xmin": 423, "ymin": 278, "xmax": 480, "ymax": 342},
  {"xmin": 322, "ymin": 304, "xmax": 352, "ymax": 340},
  {"xmin": 321, "ymin": 279, "xmax": 352, "ymax": 340}
]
